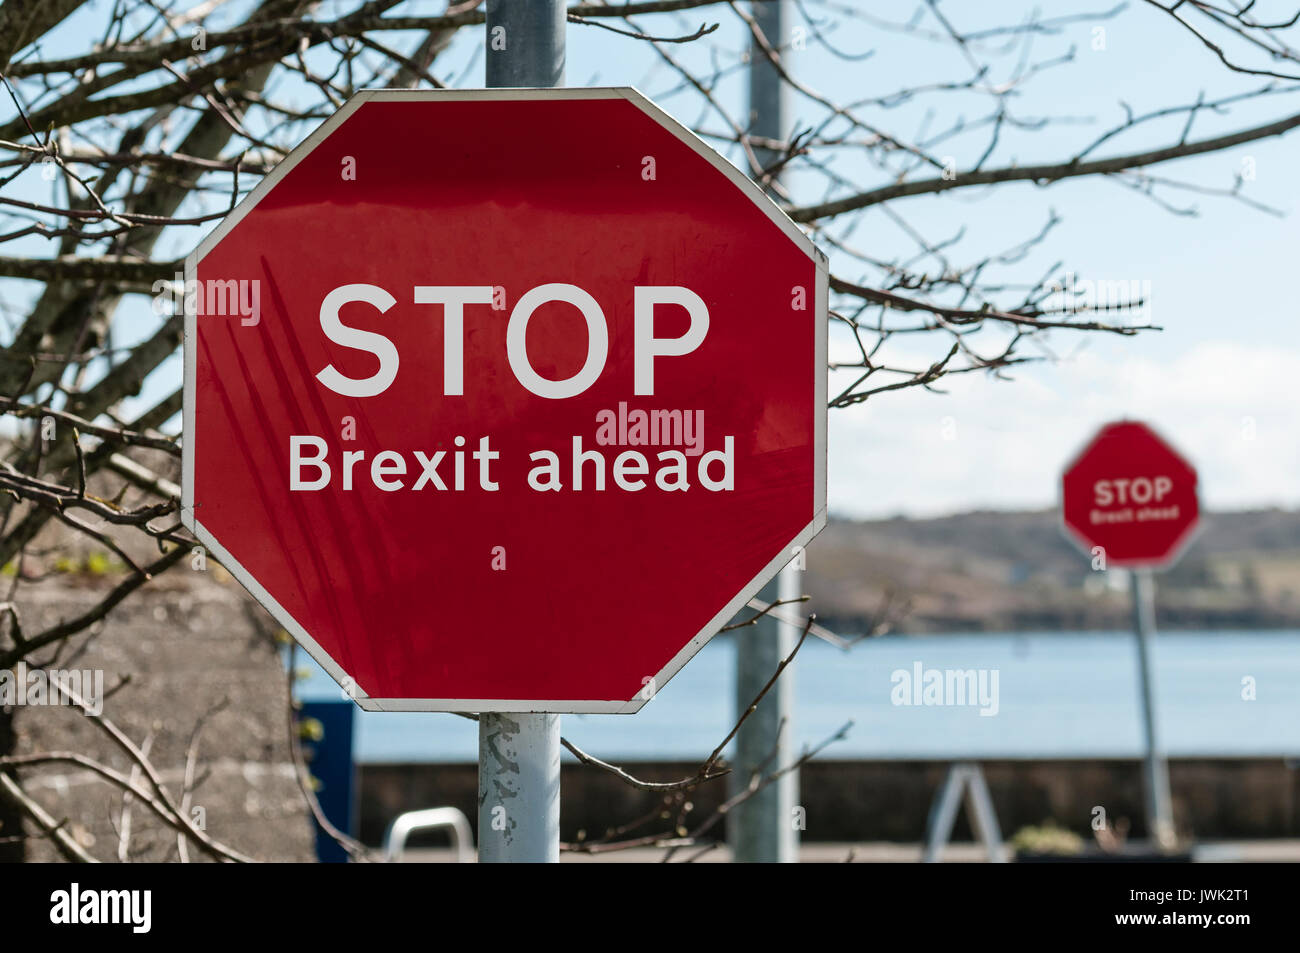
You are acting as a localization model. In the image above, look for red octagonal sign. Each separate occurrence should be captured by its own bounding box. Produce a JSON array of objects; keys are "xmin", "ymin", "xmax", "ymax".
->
[
  {"xmin": 1061, "ymin": 421, "xmax": 1199, "ymax": 570},
  {"xmin": 183, "ymin": 89, "xmax": 827, "ymax": 713}
]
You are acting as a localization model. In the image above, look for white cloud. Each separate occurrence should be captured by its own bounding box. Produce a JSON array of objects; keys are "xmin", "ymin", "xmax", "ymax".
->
[{"xmin": 828, "ymin": 336, "xmax": 1300, "ymax": 518}]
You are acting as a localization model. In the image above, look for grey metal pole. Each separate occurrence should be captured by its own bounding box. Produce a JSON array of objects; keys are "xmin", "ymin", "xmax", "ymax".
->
[
  {"xmin": 478, "ymin": 0, "xmax": 565, "ymax": 864},
  {"xmin": 729, "ymin": 3, "xmax": 796, "ymax": 865},
  {"xmin": 745, "ymin": 0, "xmax": 787, "ymax": 179},
  {"xmin": 477, "ymin": 713, "xmax": 561, "ymax": 862},
  {"xmin": 1131, "ymin": 568, "xmax": 1175, "ymax": 849},
  {"xmin": 730, "ymin": 566, "xmax": 799, "ymax": 863},
  {"xmin": 486, "ymin": 0, "xmax": 565, "ymax": 88}
]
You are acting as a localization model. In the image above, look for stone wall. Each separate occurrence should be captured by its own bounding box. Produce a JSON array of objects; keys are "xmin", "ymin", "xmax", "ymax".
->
[{"xmin": 4, "ymin": 571, "xmax": 315, "ymax": 862}]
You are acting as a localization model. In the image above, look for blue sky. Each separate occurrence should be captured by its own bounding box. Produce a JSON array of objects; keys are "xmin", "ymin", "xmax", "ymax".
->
[
  {"xmin": 573, "ymin": 1, "xmax": 1300, "ymax": 517},
  {"xmin": 6, "ymin": 1, "xmax": 1299, "ymax": 518}
]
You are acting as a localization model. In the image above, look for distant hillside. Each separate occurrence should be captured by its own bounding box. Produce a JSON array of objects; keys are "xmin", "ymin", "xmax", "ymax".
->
[{"xmin": 805, "ymin": 509, "xmax": 1300, "ymax": 633}]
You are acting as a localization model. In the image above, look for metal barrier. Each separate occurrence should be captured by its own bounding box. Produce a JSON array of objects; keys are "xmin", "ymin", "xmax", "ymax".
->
[
  {"xmin": 383, "ymin": 807, "xmax": 475, "ymax": 863},
  {"xmin": 922, "ymin": 762, "xmax": 1006, "ymax": 863}
]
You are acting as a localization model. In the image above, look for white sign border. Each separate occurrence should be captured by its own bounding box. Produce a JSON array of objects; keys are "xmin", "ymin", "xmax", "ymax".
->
[{"xmin": 183, "ymin": 87, "xmax": 829, "ymax": 714}]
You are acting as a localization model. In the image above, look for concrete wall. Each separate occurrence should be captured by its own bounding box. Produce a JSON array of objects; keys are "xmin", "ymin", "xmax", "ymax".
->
[{"xmin": 6, "ymin": 573, "xmax": 316, "ymax": 862}]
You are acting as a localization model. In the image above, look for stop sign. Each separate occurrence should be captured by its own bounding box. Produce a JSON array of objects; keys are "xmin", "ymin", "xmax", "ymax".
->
[
  {"xmin": 1061, "ymin": 421, "xmax": 1199, "ymax": 569},
  {"xmin": 181, "ymin": 88, "xmax": 827, "ymax": 713}
]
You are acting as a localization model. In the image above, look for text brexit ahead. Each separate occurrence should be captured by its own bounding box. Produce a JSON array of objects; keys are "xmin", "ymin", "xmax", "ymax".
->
[
  {"xmin": 290, "ymin": 434, "xmax": 734, "ymax": 494},
  {"xmin": 289, "ymin": 282, "xmax": 736, "ymax": 494}
]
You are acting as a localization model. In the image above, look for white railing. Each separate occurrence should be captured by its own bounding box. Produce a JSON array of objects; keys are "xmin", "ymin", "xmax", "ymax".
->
[{"xmin": 383, "ymin": 807, "xmax": 475, "ymax": 863}]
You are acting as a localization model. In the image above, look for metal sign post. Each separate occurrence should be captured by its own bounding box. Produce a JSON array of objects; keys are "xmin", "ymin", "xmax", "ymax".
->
[
  {"xmin": 730, "ymin": 0, "xmax": 798, "ymax": 864},
  {"xmin": 478, "ymin": 712, "xmax": 561, "ymax": 863},
  {"xmin": 1131, "ymin": 568, "xmax": 1175, "ymax": 849},
  {"xmin": 478, "ymin": 0, "xmax": 566, "ymax": 865}
]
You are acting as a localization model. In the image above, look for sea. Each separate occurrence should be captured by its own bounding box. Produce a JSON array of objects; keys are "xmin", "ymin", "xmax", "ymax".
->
[{"xmin": 292, "ymin": 630, "xmax": 1300, "ymax": 764}]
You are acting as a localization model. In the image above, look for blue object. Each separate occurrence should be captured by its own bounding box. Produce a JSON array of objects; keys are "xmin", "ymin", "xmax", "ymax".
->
[{"xmin": 299, "ymin": 699, "xmax": 357, "ymax": 863}]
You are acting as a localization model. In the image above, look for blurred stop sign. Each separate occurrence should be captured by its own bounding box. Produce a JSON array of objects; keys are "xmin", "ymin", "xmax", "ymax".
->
[{"xmin": 1061, "ymin": 421, "xmax": 1199, "ymax": 569}]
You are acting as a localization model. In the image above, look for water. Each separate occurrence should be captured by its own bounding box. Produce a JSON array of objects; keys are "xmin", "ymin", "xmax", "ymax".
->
[{"xmin": 292, "ymin": 630, "xmax": 1300, "ymax": 763}]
